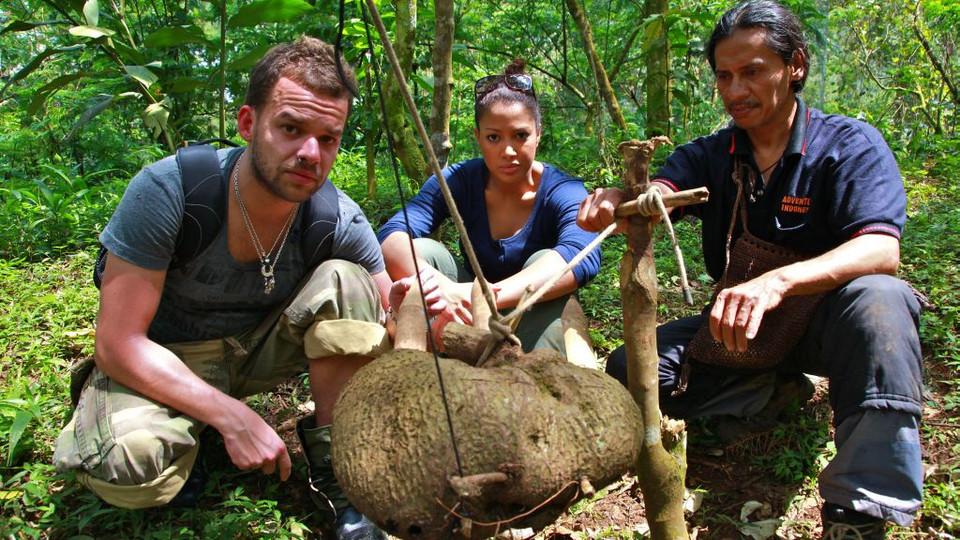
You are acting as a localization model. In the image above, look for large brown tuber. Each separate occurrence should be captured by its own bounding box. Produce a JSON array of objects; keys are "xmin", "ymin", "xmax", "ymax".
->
[{"xmin": 331, "ymin": 343, "xmax": 642, "ymax": 540}]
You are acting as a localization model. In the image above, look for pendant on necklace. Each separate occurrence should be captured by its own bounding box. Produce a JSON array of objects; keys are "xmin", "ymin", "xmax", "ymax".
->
[{"xmin": 261, "ymin": 263, "xmax": 275, "ymax": 294}]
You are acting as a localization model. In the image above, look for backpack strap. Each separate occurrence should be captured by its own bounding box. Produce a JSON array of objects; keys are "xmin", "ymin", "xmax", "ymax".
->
[
  {"xmin": 299, "ymin": 179, "xmax": 340, "ymax": 269},
  {"xmin": 171, "ymin": 144, "xmax": 227, "ymax": 267},
  {"xmin": 94, "ymin": 145, "xmax": 340, "ymax": 288},
  {"xmin": 93, "ymin": 144, "xmax": 226, "ymax": 288}
]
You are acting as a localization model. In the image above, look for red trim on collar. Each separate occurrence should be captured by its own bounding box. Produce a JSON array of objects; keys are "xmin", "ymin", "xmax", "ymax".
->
[{"xmin": 729, "ymin": 134, "xmax": 736, "ymax": 155}]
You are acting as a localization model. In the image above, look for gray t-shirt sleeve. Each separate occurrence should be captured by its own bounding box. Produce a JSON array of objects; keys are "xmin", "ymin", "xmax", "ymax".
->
[
  {"xmin": 331, "ymin": 189, "xmax": 385, "ymax": 275},
  {"xmin": 99, "ymin": 156, "xmax": 184, "ymax": 270}
]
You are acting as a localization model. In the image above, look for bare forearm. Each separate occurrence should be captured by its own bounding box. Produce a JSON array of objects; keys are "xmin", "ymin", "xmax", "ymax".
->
[
  {"xmin": 493, "ymin": 250, "xmax": 578, "ymax": 309},
  {"xmin": 95, "ymin": 338, "xmax": 243, "ymax": 432},
  {"xmin": 710, "ymin": 234, "xmax": 900, "ymax": 351},
  {"xmin": 381, "ymin": 231, "xmax": 423, "ymax": 280},
  {"xmin": 771, "ymin": 234, "xmax": 900, "ymax": 299}
]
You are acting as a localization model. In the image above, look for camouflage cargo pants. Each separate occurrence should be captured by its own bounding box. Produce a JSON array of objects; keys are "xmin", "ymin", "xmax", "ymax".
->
[{"xmin": 52, "ymin": 260, "xmax": 389, "ymax": 509}]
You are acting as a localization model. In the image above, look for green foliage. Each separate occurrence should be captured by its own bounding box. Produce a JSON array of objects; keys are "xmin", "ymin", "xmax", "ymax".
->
[
  {"xmin": 0, "ymin": 166, "xmax": 125, "ymax": 259},
  {"xmin": 760, "ymin": 415, "xmax": 833, "ymax": 484},
  {"xmin": 0, "ymin": 0, "xmax": 337, "ymax": 151},
  {"xmin": 0, "ymin": 0, "xmax": 957, "ymax": 536}
]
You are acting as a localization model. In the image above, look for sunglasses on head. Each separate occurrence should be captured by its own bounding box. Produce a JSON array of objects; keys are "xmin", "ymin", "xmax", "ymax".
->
[{"xmin": 474, "ymin": 74, "xmax": 536, "ymax": 101}]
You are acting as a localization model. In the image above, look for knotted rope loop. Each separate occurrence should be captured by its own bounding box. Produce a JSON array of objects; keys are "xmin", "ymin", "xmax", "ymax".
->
[
  {"xmin": 645, "ymin": 186, "xmax": 694, "ymax": 304},
  {"xmin": 634, "ymin": 184, "xmax": 665, "ymax": 216}
]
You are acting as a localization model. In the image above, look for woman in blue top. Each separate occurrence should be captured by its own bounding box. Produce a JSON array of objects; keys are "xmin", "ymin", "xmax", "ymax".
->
[{"xmin": 378, "ymin": 59, "xmax": 601, "ymax": 354}]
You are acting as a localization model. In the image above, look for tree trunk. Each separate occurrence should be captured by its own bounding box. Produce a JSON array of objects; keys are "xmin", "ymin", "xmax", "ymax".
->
[
  {"xmin": 564, "ymin": 0, "xmax": 628, "ymax": 133},
  {"xmin": 620, "ymin": 139, "xmax": 688, "ymax": 540},
  {"xmin": 429, "ymin": 0, "xmax": 454, "ymax": 169},
  {"xmin": 584, "ymin": 100, "xmax": 598, "ymax": 137},
  {"xmin": 913, "ymin": 4, "xmax": 960, "ymax": 108},
  {"xmin": 643, "ymin": 0, "xmax": 670, "ymax": 137},
  {"xmin": 364, "ymin": 58, "xmax": 378, "ymax": 199},
  {"xmin": 383, "ymin": 0, "xmax": 429, "ymax": 184}
]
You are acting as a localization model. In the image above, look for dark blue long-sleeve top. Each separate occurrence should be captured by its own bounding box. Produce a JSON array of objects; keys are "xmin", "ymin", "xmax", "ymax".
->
[{"xmin": 377, "ymin": 158, "xmax": 601, "ymax": 286}]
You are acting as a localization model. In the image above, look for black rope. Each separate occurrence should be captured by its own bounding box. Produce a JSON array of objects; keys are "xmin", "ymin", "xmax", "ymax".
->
[
  {"xmin": 334, "ymin": 0, "xmax": 359, "ymax": 99},
  {"xmin": 357, "ymin": 0, "xmax": 465, "ymax": 481}
]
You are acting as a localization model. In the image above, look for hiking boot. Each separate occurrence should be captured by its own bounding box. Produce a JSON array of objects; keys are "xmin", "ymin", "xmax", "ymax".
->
[
  {"xmin": 167, "ymin": 446, "xmax": 207, "ymax": 509},
  {"xmin": 822, "ymin": 503, "xmax": 886, "ymax": 539},
  {"xmin": 296, "ymin": 416, "xmax": 386, "ymax": 540},
  {"xmin": 712, "ymin": 373, "xmax": 815, "ymax": 444}
]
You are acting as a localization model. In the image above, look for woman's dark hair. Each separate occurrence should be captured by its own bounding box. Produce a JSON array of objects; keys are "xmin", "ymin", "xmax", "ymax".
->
[
  {"xmin": 474, "ymin": 58, "xmax": 541, "ymax": 129},
  {"xmin": 706, "ymin": 0, "xmax": 810, "ymax": 93},
  {"xmin": 245, "ymin": 35, "xmax": 357, "ymax": 113}
]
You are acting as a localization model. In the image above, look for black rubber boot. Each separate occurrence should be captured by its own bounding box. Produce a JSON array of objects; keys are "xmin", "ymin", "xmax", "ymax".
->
[
  {"xmin": 296, "ymin": 416, "xmax": 386, "ymax": 540},
  {"xmin": 822, "ymin": 502, "xmax": 886, "ymax": 539},
  {"xmin": 712, "ymin": 372, "xmax": 815, "ymax": 444},
  {"xmin": 167, "ymin": 447, "xmax": 206, "ymax": 509}
]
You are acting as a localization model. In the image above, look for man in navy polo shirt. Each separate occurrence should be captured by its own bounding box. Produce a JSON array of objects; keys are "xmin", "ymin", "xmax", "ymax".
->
[{"xmin": 578, "ymin": 1, "xmax": 923, "ymax": 537}]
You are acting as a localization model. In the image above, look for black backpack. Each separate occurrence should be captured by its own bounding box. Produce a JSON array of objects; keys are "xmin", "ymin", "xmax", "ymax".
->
[{"xmin": 93, "ymin": 144, "xmax": 339, "ymax": 288}]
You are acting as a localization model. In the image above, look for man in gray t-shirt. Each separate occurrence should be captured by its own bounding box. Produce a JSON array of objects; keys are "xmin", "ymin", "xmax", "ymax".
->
[{"xmin": 53, "ymin": 37, "xmax": 421, "ymax": 540}]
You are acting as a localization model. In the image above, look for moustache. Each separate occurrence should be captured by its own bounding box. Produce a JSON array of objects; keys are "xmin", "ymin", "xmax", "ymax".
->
[{"xmin": 289, "ymin": 158, "xmax": 321, "ymax": 177}]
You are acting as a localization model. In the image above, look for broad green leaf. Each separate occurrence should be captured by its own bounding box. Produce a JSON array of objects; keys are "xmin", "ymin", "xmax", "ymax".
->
[
  {"xmin": 124, "ymin": 65, "xmax": 159, "ymax": 88},
  {"xmin": 452, "ymin": 45, "xmax": 474, "ymax": 68},
  {"xmin": 228, "ymin": 0, "xmax": 314, "ymax": 28},
  {"xmin": 411, "ymin": 72, "xmax": 434, "ymax": 94},
  {"xmin": 144, "ymin": 99, "xmax": 171, "ymax": 138},
  {"xmin": 641, "ymin": 15, "xmax": 666, "ymax": 55},
  {"xmin": 7, "ymin": 410, "xmax": 33, "ymax": 466},
  {"xmin": 165, "ymin": 77, "xmax": 210, "ymax": 93},
  {"xmin": 112, "ymin": 40, "xmax": 147, "ymax": 65},
  {"xmin": 0, "ymin": 46, "xmax": 83, "ymax": 98},
  {"xmin": 83, "ymin": 0, "xmax": 99, "ymax": 26},
  {"xmin": 3, "ymin": 49, "xmax": 58, "ymax": 88},
  {"xmin": 226, "ymin": 44, "xmax": 275, "ymax": 71},
  {"xmin": 26, "ymin": 72, "xmax": 90, "ymax": 115},
  {"xmin": 69, "ymin": 25, "xmax": 115, "ymax": 39},
  {"xmin": 36, "ymin": 73, "xmax": 88, "ymax": 95},
  {"xmin": 64, "ymin": 94, "xmax": 119, "ymax": 142},
  {"xmin": 1, "ymin": 20, "xmax": 68, "ymax": 34},
  {"xmin": 144, "ymin": 25, "xmax": 211, "ymax": 48}
]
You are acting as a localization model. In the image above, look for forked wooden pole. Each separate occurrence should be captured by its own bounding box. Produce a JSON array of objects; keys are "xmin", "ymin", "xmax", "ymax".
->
[{"xmin": 620, "ymin": 137, "xmax": 689, "ymax": 540}]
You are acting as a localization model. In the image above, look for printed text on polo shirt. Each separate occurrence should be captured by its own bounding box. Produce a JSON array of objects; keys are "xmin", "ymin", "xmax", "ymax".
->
[{"xmin": 781, "ymin": 196, "xmax": 811, "ymax": 214}]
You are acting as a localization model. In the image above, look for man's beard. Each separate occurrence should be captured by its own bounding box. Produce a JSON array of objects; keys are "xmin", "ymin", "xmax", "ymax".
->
[{"xmin": 247, "ymin": 134, "xmax": 319, "ymax": 204}]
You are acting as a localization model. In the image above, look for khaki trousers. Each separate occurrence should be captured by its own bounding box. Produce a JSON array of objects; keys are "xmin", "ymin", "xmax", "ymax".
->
[{"xmin": 53, "ymin": 260, "xmax": 389, "ymax": 508}]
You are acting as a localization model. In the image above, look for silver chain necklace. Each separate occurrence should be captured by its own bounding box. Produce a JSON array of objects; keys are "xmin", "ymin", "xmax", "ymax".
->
[{"xmin": 233, "ymin": 155, "xmax": 299, "ymax": 294}]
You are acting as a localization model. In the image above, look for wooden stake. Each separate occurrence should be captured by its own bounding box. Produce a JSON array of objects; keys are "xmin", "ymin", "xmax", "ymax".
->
[
  {"xmin": 394, "ymin": 280, "xmax": 428, "ymax": 351},
  {"xmin": 620, "ymin": 137, "xmax": 689, "ymax": 540}
]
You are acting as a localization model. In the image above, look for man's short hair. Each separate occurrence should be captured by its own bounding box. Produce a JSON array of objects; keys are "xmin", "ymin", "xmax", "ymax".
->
[
  {"xmin": 706, "ymin": 0, "xmax": 810, "ymax": 93},
  {"xmin": 245, "ymin": 36, "xmax": 358, "ymax": 112}
]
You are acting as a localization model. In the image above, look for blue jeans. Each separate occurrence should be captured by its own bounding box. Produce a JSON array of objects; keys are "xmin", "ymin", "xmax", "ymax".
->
[{"xmin": 605, "ymin": 274, "xmax": 924, "ymax": 525}]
